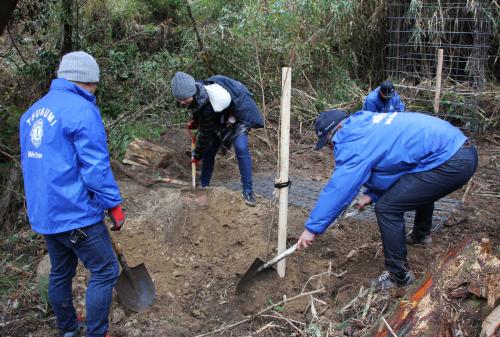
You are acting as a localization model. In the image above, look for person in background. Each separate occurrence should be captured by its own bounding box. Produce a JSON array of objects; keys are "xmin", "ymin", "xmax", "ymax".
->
[
  {"xmin": 363, "ymin": 80, "xmax": 405, "ymax": 113},
  {"xmin": 20, "ymin": 51, "xmax": 124, "ymax": 337},
  {"xmin": 171, "ymin": 71, "xmax": 264, "ymax": 206},
  {"xmin": 297, "ymin": 109, "xmax": 477, "ymax": 289}
]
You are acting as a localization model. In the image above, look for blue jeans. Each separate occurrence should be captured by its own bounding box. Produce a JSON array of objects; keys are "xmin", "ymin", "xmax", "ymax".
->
[
  {"xmin": 200, "ymin": 133, "xmax": 253, "ymax": 193},
  {"xmin": 374, "ymin": 145, "xmax": 478, "ymax": 279},
  {"xmin": 44, "ymin": 222, "xmax": 119, "ymax": 337}
]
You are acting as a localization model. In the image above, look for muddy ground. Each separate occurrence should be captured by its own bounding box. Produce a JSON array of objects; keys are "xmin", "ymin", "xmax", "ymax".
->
[{"xmin": 2, "ymin": 126, "xmax": 499, "ymax": 337}]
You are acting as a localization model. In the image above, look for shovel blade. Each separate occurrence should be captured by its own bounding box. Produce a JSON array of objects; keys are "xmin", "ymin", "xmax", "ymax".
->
[
  {"xmin": 115, "ymin": 263, "xmax": 156, "ymax": 312},
  {"xmin": 236, "ymin": 258, "xmax": 267, "ymax": 294}
]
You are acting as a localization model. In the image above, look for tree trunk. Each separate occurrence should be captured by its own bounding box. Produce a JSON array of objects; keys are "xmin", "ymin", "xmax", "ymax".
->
[
  {"xmin": 0, "ymin": 163, "xmax": 21, "ymax": 231},
  {"xmin": 61, "ymin": 0, "xmax": 74, "ymax": 56},
  {"xmin": 0, "ymin": 0, "xmax": 20, "ymax": 36},
  {"xmin": 367, "ymin": 238, "xmax": 500, "ymax": 337}
]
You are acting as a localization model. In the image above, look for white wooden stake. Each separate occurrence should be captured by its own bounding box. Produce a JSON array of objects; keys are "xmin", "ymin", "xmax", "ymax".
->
[
  {"xmin": 277, "ymin": 67, "xmax": 291, "ymax": 277},
  {"xmin": 434, "ymin": 48, "xmax": 444, "ymax": 114}
]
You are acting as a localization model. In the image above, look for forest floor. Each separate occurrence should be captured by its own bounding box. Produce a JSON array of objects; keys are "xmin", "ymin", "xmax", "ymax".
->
[{"xmin": 1, "ymin": 125, "xmax": 499, "ymax": 337}]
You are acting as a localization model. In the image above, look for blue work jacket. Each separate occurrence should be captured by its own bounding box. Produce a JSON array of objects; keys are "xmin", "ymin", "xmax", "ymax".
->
[
  {"xmin": 363, "ymin": 87, "xmax": 405, "ymax": 113},
  {"xmin": 19, "ymin": 78, "xmax": 121, "ymax": 234},
  {"xmin": 304, "ymin": 111, "xmax": 466, "ymax": 235}
]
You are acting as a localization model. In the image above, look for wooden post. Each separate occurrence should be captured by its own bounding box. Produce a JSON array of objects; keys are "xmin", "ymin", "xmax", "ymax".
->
[
  {"xmin": 434, "ymin": 48, "xmax": 444, "ymax": 114},
  {"xmin": 277, "ymin": 67, "xmax": 291, "ymax": 277}
]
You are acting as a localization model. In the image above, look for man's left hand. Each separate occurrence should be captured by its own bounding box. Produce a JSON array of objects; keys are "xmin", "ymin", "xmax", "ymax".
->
[{"xmin": 297, "ymin": 229, "xmax": 317, "ymax": 250}]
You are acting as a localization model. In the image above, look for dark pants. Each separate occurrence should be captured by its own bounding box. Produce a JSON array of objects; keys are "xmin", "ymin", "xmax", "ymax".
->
[
  {"xmin": 200, "ymin": 133, "xmax": 253, "ymax": 193},
  {"xmin": 375, "ymin": 145, "xmax": 478, "ymax": 279},
  {"xmin": 44, "ymin": 222, "xmax": 119, "ymax": 337}
]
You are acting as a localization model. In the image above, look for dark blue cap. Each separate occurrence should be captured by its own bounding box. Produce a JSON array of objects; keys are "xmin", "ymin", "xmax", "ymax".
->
[
  {"xmin": 380, "ymin": 80, "xmax": 395, "ymax": 98},
  {"xmin": 314, "ymin": 109, "xmax": 347, "ymax": 150}
]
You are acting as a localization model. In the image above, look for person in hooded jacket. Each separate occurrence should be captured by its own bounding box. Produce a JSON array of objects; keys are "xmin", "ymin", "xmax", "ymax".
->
[
  {"xmin": 171, "ymin": 72, "xmax": 264, "ymax": 206},
  {"xmin": 20, "ymin": 51, "xmax": 124, "ymax": 337},
  {"xmin": 297, "ymin": 109, "xmax": 477, "ymax": 289},
  {"xmin": 363, "ymin": 80, "xmax": 405, "ymax": 113}
]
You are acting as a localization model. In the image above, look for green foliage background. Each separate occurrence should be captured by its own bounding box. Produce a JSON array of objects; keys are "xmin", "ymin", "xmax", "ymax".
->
[
  {"xmin": 0, "ymin": 0, "xmax": 393, "ymax": 158},
  {"xmin": 0, "ymin": 0, "xmax": 498, "ymax": 163}
]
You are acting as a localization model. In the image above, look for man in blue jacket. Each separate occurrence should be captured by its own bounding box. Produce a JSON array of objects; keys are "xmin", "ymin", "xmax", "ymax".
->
[
  {"xmin": 20, "ymin": 51, "xmax": 125, "ymax": 337},
  {"xmin": 171, "ymin": 72, "xmax": 264, "ymax": 206},
  {"xmin": 297, "ymin": 110, "xmax": 477, "ymax": 289},
  {"xmin": 363, "ymin": 80, "xmax": 405, "ymax": 113}
]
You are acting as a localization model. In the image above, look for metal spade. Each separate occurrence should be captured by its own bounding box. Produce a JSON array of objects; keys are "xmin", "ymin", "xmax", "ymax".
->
[
  {"xmin": 236, "ymin": 243, "xmax": 297, "ymax": 294},
  {"xmin": 109, "ymin": 235, "xmax": 156, "ymax": 312}
]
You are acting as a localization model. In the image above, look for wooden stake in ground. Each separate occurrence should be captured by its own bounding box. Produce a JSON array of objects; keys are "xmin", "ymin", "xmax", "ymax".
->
[
  {"xmin": 277, "ymin": 67, "xmax": 291, "ymax": 278},
  {"xmin": 433, "ymin": 48, "xmax": 444, "ymax": 114}
]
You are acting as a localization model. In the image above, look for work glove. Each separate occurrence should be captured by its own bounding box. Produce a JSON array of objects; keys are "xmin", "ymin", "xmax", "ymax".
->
[
  {"xmin": 108, "ymin": 205, "xmax": 125, "ymax": 231},
  {"xmin": 187, "ymin": 119, "xmax": 199, "ymax": 130}
]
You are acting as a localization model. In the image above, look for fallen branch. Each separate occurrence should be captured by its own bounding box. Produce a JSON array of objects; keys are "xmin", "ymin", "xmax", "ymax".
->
[
  {"xmin": 193, "ymin": 288, "xmax": 325, "ymax": 337},
  {"xmin": 382, "ymin": 316, "xmax": 399, "ymax": 337},
  {"xmin": 154, "ymin": 177, "xmax": 188, "ymax": 186},
  {"xmin": 362, "ymin": 287, "xmax": 375, "ymax": 320},
  {"xmin": 341, "ymin": 286, "xmax": 370, "ymax": 314},
  {"xmin": 461, "ymin": 178, "xmax": 473, "ymax": 202}
]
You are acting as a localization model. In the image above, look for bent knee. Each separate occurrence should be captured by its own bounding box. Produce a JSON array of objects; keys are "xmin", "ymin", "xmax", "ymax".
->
[{"xmin": 374, "ymin": 199, "xmax": 390, "ymax": 214}]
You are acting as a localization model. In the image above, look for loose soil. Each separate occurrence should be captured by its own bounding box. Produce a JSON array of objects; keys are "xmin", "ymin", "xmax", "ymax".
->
[{"xmin": 3, "ymin": 126, "xmax": 499, "ymax": 337}]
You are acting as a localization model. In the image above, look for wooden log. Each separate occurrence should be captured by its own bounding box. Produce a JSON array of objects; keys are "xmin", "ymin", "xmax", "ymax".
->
[
  {"xmin": 123, "ymin": 138, "xmax": 173, "ymax": 168},
  {"xmin": 368, "ymin": 238, "xmax": 500, "ymax": 337},
  {"xmin": 481, "ymin": 304, "xmax": 500, "ymax": 337}
]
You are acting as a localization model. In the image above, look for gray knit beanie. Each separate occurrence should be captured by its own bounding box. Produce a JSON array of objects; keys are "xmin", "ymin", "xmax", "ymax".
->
[
  {"xmin": 171, "ymin": 72, "xmax": 196, "ymax": 100},
  {"xmin": 57, "ymin": 51, "xmax": 100, "ymax": 83}
]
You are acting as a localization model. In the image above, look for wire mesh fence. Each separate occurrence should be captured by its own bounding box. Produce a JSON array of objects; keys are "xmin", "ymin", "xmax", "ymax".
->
[{"xmin": 385, "ymin": 0, "xmax": 497, "ymax": 131}]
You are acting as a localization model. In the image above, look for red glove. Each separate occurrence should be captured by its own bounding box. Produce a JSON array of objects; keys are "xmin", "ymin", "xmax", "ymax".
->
[
  {"xmin": 108, "ymin": 205, "xmax": 125, "ymax": 231},
  {"xmin": 187, "ymin": 119, "xmax": 199, "ymax": 130},
  {"xmin": 191, "ymin": 157, "xmax": 200, "ymax": 166}
]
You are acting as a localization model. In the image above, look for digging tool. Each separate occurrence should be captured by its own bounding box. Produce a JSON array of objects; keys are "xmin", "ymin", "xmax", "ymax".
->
[
  {"xmin": 181, "ymin": 128, "xmax": 208, "ymax": 207},
  {"xmin": 109, "ymin": 233, "xmax": 156, "ymax": 312},
  {"xmin": 236, "ymin": 243, "xmax": 297, "ymax": 294},
  {"xmin": 236, "ymin": 201, "xmax": 364, "ymax": 294}
]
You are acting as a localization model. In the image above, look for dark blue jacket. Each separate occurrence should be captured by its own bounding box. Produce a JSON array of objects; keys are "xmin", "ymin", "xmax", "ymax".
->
[
  {"xmin": 20, "ymin": 79, "xmax": 121, "ymax": 234},
  {"xmin": 363, "ymin": 86, "xmax": 405, "ymax": 113},
  {"xmin": 191, "ymin": 75, "xmax": 264, "ymax": 159},
  {"xmin": 203, "ymin": 75, "xmax": 264, "ymax": 128},
  {"xmin": 304, "ymin": 111, "xmax": 466, "ymax": 235}
]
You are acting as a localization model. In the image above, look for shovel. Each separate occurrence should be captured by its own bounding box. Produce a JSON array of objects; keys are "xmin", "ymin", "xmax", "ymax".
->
[
  {"xmin": 109, "ymin": 234, "xmax": 156, "ymax": 312},
  {"xmin": 181, "ymin": 128, "xmax": 208, "ymax": 207},
  {"xmin": 236, "ymin": 243, "xmax": 297, "ymax": 294}
]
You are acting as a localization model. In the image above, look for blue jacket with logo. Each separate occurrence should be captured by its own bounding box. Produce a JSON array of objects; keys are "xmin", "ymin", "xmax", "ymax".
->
[
  {"xmin": 304, "ymin": 111, "xmax": 466, "ymax": 235},
  {"xmin": 20, "ymin": 79, "xmax": 121, "ymax": 234},
  {"xmin": 363, "ymin": 86, "xmax": 405, "ymax": 113}
]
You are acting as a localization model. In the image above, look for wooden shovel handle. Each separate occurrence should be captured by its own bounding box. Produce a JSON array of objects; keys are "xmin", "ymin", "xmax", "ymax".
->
[
  {"xmin": 257, "ymin": 243, "xmax": 297, "ymax": 273},
  {"xmin": 188, "ymin": 129, "xmax": 197, "ymax": 190},
  {"xmin": 107, "ymin": 227, "xmax": 129, "ymax": 270}
]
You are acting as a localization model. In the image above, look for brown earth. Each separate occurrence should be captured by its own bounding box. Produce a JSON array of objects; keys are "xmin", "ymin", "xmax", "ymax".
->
[{"xmin": 4, "ymin": 126, "xmax": 499, "ymax": 337}]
